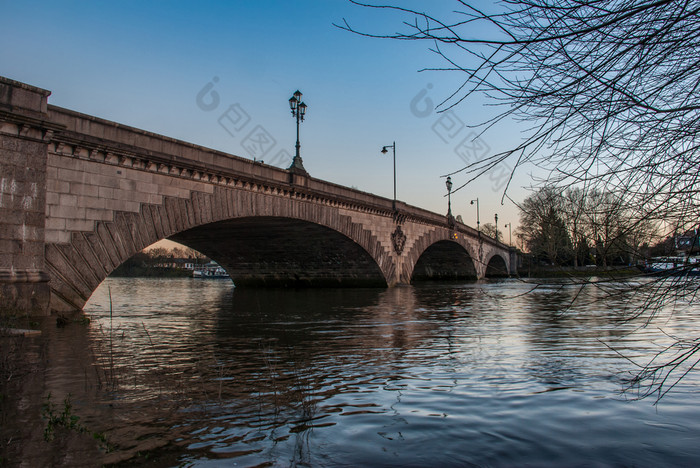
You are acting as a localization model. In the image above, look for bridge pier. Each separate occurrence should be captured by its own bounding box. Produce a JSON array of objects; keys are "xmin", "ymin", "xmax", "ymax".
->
[
  {"xmin": 0, "ymin": 78, "xmax": 56, "ymax": 315},
  {"xmin": 509, "ymin": 247, "xmax": 519, "ymax": 275}
]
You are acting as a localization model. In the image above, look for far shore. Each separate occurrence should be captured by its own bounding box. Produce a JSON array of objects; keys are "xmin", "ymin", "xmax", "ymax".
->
[{"xmin": 518, "ymin": 265, "xmax": 643, "ymax": 279}]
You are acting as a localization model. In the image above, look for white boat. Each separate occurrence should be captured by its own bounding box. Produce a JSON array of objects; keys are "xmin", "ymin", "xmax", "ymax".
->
[
  {"xmin": 192, "ymin": 262, "xmax": 229, "ymax": 279},
  {"xmin": 643, "ymin": 256, "xmax": 700, "ymax": 276}
]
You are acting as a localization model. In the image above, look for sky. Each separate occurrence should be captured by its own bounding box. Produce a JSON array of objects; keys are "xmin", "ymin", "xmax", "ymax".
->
[{"xmin": 1, "ymin": 0, "xmax": 532, "ymax": 246}]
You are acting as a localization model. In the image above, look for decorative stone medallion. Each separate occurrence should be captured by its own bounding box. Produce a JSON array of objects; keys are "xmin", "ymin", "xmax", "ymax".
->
[{"xmin": 392, "ymin": 225, "xmax": 407, "ymax": 255}]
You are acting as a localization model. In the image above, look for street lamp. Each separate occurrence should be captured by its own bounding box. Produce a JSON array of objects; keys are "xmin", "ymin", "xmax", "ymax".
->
[
  {"xmin": 504, "ymin": 223, "xmax": 512, "ymax": 246},
  {"xmin": 288, "ymin": 90, "xmax": 307, "ymax": 174},
  {"xmin": 470, "ymin": 198, "xmax": 480, "ymax": 232},
  {"xmin": 494, "ymin": 213, "xmax": 499, "ymax": 242},
  {"xmin": 381, "ymin": 142, "xmax": 397, "ymax": 211},
  {"xmin": 446, "ymin": 176, "xmax": 453, "ymax": 220}
]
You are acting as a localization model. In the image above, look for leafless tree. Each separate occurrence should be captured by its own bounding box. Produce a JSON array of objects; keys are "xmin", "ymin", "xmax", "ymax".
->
[
  {"xmin": 184, "ymin": 247, "xmax": 207, "ymax": 261},
  {"xmin": 586, "ymin": 190, "xmax": 627, "ymax": 267},
  {"xmin": 481, "ymin": 222, "xmax": 500, "ymax": 241},
  {"xmin": 561, "ymin": 188, "xmax": 589, "ymax": 267},
  {"xmin": 170, "ymin": 247, "xmax": 187, "ymax": 259},
  {"xmin": 518, "ymin": 186, "xmax": 574, "ymax": 264},
  {"xmin": 519, "ymin": 185, "xmax": 659, "ymax": 266},
  {"xmin": 147, "ymin": 247, "xmax": 170, "ymax": 261},
  {"xmin": 338, "ymin": 0, "xmax": 700, "ymax": 400}
]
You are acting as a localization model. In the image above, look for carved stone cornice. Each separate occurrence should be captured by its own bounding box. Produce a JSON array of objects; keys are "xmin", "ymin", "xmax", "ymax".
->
[{"xmin": 0, "ymin": 110, "xmax": 65, "ymax": 143}]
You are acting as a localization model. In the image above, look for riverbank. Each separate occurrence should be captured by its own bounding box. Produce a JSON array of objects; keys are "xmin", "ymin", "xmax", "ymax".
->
[
  {"xmin": 109, "ymin": 266, "xmax": 192, "ymax": 278},
  {"xmin": 518, "ymin": 265, "xmax": 643, "ymax": 278}
]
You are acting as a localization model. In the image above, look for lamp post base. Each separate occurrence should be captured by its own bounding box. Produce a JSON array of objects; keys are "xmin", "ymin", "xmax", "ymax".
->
[
  {"xmin": 288, "ymin": 155, "xmax": 308, "ymax": 186},
  {"xmin": 288, "ymin": 155, "xmax": 308, "ymax": 175}
]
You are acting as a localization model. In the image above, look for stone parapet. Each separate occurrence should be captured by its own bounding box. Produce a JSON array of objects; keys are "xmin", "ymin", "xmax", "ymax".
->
[{"xmin": 0, "ymin": 76, "xmax": 50, "ymax": 119}]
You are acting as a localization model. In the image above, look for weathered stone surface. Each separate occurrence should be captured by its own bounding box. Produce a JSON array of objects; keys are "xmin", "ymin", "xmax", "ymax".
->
[
  {"xmin": 0, "ymin": 278, "xmax": 50, "ymax": 315},
  {"xmin": 0, "ymin": 77, "xmax": 53, "ymax": 315}
]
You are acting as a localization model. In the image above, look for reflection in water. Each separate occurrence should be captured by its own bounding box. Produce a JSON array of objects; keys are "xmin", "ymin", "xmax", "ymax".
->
[{"xmin": 2, "ymin": 278, "xmax": 700, "ymax": 466}]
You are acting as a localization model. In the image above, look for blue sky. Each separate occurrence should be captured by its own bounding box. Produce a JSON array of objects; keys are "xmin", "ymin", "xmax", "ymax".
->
[{"xmin": 1, "ymin": 0, "xmax": 530, "ymax": 242}]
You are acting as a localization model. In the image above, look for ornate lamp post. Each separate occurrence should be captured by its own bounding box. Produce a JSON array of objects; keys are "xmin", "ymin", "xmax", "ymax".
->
[
  {"xmin": 494, "ymin": 213, "xmax": 499, "ymax": 242},
  {"xmin": 381, "ymin": 142, "xmax": 397, "ymax": 211},
  {"xmin": 504, "ymin": 222, "xmax": 512, "ymax": 246},
  {"xmin": 446, "ymin": 176, "xmax": 453, "ymax": 220},
  {"xmin": 470, "ymin": 198, "xmax": 480, "ymax": 232},
  {"xmin": 288, "ymin": 90, "xmax": 307, "ymax": 174}
]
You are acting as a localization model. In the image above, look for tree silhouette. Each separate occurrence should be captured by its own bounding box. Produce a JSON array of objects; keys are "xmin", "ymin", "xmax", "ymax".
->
[{"xmin": 480, "ymin": 223, "xmax": 500, "ymax": 242}]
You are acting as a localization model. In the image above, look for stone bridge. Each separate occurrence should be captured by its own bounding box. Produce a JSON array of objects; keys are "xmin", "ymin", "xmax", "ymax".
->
[{"xmin": 0, "ymin": 77, "xmax": 516, "ymax": 315}]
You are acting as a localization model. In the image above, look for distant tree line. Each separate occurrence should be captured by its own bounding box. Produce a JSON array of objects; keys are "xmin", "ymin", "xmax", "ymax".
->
[
  {"xmin": 516, "ymin": 186, "xmax": 659, "ymax": 268},
  {"xmin": 111, "ymin": 247, "xmax": 207, "ymax": 277}
]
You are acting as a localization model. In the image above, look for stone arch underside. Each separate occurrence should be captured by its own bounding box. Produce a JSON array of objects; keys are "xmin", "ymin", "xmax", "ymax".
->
[
  {"xmin": 411, "ymin": 240, "xmax": 478, "ymax": 282},
  {"xmin": 45, "ymin": 186, "xmax": 392, "ymax": 312},
  {"xmin": 485, "ymin": 254, "xmax": 509, "ymax": 277},
  {"xmin": 170, "ymin": 216, "xmax": 387, "ymax": 288},
  {"xmin": 402, "ymin": 228, "xmax": 479, "ymax": 282}
]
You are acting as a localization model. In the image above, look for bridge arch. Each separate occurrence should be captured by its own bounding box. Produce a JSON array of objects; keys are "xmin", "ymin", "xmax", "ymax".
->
[
  {"xmin": 171, "ymin": 216, "xmax": 387, "ymax": 288},
  {"xmin": 485, "ymin": 253, "xmax": 509, "ymax": 278},
  {"xmin": 45, "ymin": 186, "xmax": 391, "ymax": 312},
  {"xmin": 404, "ymin": 230, "xmax": 478, "ymax": 283}
]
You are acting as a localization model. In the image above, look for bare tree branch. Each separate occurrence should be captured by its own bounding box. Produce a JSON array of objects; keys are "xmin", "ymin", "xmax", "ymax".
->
[{"xmin": 340, "ymin": 0, "xmax": 700, "ymax": 399}]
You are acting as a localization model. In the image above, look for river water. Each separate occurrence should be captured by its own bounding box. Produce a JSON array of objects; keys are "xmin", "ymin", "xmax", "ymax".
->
[{"xmin": 3, "ymin": 277, "xmax": 700, "ymax": 466}]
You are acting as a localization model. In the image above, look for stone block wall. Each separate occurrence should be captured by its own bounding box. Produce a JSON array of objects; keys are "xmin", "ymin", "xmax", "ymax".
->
[
  {"xmin": 0, "ymin": 77, "xmax": 54, "ymax": 315},
  {"xmin": 44, "ymin": 147, "xmax": 215, "ymax": 245}
]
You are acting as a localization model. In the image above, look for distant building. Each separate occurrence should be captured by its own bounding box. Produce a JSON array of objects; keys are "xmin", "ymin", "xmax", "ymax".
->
[{"xmin": 152, "ymin": 257, "xmax": 228, "ymax": 278}]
